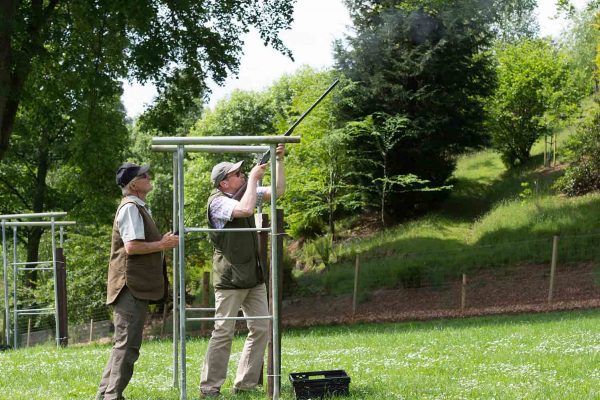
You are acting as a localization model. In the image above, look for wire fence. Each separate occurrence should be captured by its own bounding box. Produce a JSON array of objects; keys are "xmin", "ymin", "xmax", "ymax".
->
[{"xmin": 1, "ymin": 232, "xmax": 599, "ymax": 348}]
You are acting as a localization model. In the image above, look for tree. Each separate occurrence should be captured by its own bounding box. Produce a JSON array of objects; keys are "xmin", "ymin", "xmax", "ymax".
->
[
  {"xmin": 486, "ymin": 39, "xmax": 577, "ymax": 167},
  {"xmin": 346, "ymin": 113, "xmax": 432, "ymax": 227},
  {"xmin": 559, "ymin": 5, "xmax": 600, "ymax": 96},
  {"xmin": 335, "ymin": 0, "xmax": 514, "ymax": 220},
  {"xmin": 0, "ymin": 39, "xmax": 128, "ymax": 273},
  {"xmin": 0, "ymin": 0, "xmax": 295, "ymax": 161}
]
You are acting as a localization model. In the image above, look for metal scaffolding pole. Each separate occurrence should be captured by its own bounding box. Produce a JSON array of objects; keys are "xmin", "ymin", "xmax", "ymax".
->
[
  {"xmin": 172, "ymin": 152, "xmax": 179, "ymax": 388},
  {"xmin": 269, "ymin": 143, "xmax": 281, "ymax": 398},
  {"xmin": 177, "ymin": 145, "xmax": 187, "ymax": 398}
]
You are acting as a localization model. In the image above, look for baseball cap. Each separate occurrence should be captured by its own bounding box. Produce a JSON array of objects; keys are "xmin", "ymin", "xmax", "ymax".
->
[
  {"xmin": 211, "ymin": 160, "xmax": 244, "ymax": 188},
  {"xmin": 116, "ymin": 162, "xmax": 150, "ymax": 188}
]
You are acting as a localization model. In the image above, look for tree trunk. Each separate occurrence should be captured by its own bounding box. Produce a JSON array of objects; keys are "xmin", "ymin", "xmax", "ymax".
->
[
  {"xmin": 0, "ymin": 0, "xmax": 18, "ymax": 160},
  {"xmin": 0, "ymin": 0, "xmax": 59, "ymax": 161}
]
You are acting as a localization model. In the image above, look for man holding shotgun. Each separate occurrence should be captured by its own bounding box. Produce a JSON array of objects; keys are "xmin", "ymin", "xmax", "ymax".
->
[{"xmin": 200, "ymin": 144, "xmax": 286, "ymax": 397}]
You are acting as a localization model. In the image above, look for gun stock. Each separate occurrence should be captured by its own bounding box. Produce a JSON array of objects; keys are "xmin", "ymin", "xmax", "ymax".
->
[{"xmin": 231, "ymin": 78, "xmax": 340, "ymax": 201}]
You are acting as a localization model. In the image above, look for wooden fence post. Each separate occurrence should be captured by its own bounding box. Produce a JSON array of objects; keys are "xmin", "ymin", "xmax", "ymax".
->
[
  {"xmin": 201, "ymin": 271, "xmax": 210, "ymax": 335},
  {"xmin": 548, "ymin": 235, "xmax": 559, "ymax": 303},
  {"xmin": 55, "ymin": 247, "xmax": 68, "ymax": 347},
  {"xmin": 26, "ymin": 317, "xmax": 31, "ymax": 347},
  {"xmin": 352, "ymin": 254, "xmax": 360, "ymax": 316},
  {"xmin": 461, "ymin": 274, "xmax": 467, "ymax": 311},
  {"xmin": 89, "ymin": 319, "xmax": 94, "ymax": 343}
]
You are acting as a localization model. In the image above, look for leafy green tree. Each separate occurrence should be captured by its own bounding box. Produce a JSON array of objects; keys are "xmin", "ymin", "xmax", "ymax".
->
[
  {"xmin": 0, "ymin": 45, "xmax": 128, "ymax": 272},
  {"xmin": 335, "ymin": 0, "xmax": 512, "ymax": 220},
  {"xmin": 0, "ymin": 0, "xmax": 295, "ymax": 161},
  {"xmin": 486, "ymin": 39, "xmax": 577, "ymax": 167},
  {"xmin": 559, "ymin": 5, "xmax": 600, "ymax": 96},
  {"xmin": 266, "ymin": 68, "xmax": 364, "ymax": 238},
  {"xmin": 345, "ymin": 113, "xmax": 432, "ymax": 227}
]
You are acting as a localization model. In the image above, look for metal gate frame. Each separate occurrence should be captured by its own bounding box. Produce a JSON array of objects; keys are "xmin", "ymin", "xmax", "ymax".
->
[
  {"xmin": 1, "ymin": 212, "xmax": 76, "ymax": 348},
  {"xmin": 152, "ymin": 135, "xmax": 300, "ymax": 400}
]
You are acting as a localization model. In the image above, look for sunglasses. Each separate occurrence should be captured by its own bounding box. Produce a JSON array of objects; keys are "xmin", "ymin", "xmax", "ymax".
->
[
  {"xmin": 136, "ymin": 173, "xmax": 151, "ymax": 180},
  {"xmin": 225, "ymin": 170, "xmax": 242, "ymax": 179}
]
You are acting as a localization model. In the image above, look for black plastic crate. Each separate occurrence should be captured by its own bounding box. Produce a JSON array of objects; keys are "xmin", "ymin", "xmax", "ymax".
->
[{"xmin": 289, "ymin": 370, "xmax": 351, "ymax": 399}]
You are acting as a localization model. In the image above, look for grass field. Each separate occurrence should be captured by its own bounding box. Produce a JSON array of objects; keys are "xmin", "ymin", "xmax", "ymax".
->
[{"xmin": 1, "ymin": 309, "xmax": 599, "ymax": 399}]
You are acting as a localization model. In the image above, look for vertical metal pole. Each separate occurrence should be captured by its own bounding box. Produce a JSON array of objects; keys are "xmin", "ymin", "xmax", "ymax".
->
[
  {"xmin": 59, "ymin": 226, "xmax": 64, "ymax": 248},
  {"xmin": 51, "ymin": 218, "xmax": 60, "ymax": 347},
  {"xmin": 2, "ymin": 220, "xmax": 9, "ymax": 345},
  {"xmin": 12, "ymin": 227, "xmax": 18, "ymax": 348},
  {"xmin": 172, "ymin": 152, "xmax": 179, "ymax": 388},
  {"xmin": 177, "ymin": 145, "xmax": 187, "ymax": 400},
  {"xmin": 270, "ymin": 144, "xmax": 281, "ymax": 400}
]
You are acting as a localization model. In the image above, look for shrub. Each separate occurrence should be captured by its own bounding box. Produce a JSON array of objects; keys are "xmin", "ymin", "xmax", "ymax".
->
[{"xmin": 555, "ymin": 103, "xmax": 600, "ymax": 196}]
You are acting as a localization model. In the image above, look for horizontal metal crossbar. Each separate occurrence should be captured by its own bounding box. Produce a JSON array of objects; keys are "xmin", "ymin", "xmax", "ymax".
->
[
  {"xmin": 186, "ymin": 227, "xmax": 270, "ymax": 233},
  {"xmin": 0, "ymin": 212, "xmax": 67, "ymax": 219},
  {"xmin": 152, "ymin": 145, "xmax": 270, "ymax": 153},
  {"xmin": 18, "ymin": 267, "xmax": 53, "ymax": 271},
  {"xmin": 14, "ymin": 261, "xmax": 52, "ymax": 266},
  {"xmin": 17, "ymin": 311, "xmax": 55, "ymax": 316},
  {"xmin": 152, "ymin": 135, "xmax": 301, "ymax": 145},
  {"xmin": 3, "ymin": 221, "xmax": 76, "ymax": 227},
  {"xmin": 187, "ymin": 315, "xmax": 273, "ymax": 322},
  {"xmin": 16, "ymin": 307, "xmax": 54, "ymax": 315},
  {"xmin": 187, "ymin": 307, "xmax": 217, "ymax": 312}
]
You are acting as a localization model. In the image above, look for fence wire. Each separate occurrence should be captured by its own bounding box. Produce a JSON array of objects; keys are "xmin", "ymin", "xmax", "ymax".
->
[{"xmin": 1, "ymin": 233, "xmax": 599, "ymax": 348}]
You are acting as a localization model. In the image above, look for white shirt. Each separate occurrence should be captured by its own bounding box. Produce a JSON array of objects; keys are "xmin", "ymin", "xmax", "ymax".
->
[
  {"xmin": 209, "ymin": 188, "xmax": 266, "ymax": 229},
  {"xmin": 116, "ymin": 196, "xmax": 152, "ymax": 243}
]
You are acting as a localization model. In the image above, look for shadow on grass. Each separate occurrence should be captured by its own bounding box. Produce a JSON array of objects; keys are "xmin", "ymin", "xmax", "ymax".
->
[{"xmin": 441, "ymin": 152, "xmax": 566, "ymax": 221}]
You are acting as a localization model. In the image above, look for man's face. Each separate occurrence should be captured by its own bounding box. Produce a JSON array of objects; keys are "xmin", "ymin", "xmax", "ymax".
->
[
  {"xmin": 220, "ymin": 168, "xmax": 245, "ymax": 192},
  {"xmin": 131, "ymin": 172, "xmax": 153, "ymax": 193}
]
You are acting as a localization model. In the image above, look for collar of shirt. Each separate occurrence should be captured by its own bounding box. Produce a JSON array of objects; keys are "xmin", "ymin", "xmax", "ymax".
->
[{"xmin": 125, "ymin": 195, "xmax": 152, "ymax": 215}]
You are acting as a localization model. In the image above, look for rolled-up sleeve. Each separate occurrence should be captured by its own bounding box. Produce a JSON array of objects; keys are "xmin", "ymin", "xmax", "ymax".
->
[{"xmin": 116, "ymin": 203, "xmax": 145, "ymax": 242}]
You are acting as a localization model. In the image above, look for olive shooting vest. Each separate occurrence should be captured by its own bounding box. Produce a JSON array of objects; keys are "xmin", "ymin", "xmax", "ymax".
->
[{"xmin": 207, "ymin": 189, "xmax": 264, "ymax": 289}]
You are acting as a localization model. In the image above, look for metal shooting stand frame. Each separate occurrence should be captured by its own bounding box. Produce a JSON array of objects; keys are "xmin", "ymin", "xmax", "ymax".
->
[
  {"xmin": 1, "ymin": 212, "xmax": 76, "ymax": 348},
  {"xmin": 152, "ymin": 135, "xmax": 300, "ymax": 400}
]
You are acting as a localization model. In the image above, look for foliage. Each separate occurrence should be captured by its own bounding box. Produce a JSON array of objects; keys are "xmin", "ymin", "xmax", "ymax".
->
[
  {"xmin": 554, "ymin": 102, "xmax": 600, "ymax": 196},
  {"xmin": 559, "ymin": 5, "xmax": 600, "ymax": 97},
  {"xmin": 344, "ymin": 113, "xmax": 435, "ymax": 226},
  {"xmin": 335, "ymin": 0, "xmax": 503, "ymax": 221},
  {"xmin": 268, "ymin": 68, "xmax": 360, "ymax": 237},
  {"xmin": 63, "ymin": 226, "xmax": 113, "ymax": 323},
  {"xmin": 0, "ymin": 38, "xmax": 129, "ymax": 267},
  {"xmin": 486, "ymin": 39, "xmax": 578, "ymax": 167},
  {"xmin": 0, "ymin": 0, "xmax": 295, "ymax": 161},
  {"xmin": 1, "ymin": 310, "xmax": 600, "ymax": 399}
]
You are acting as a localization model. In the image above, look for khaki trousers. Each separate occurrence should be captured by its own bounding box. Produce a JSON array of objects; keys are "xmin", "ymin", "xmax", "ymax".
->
[
  {"xmin": 200, "ymin": 283, "xmax": 269, "ymax": 394},
  {"xmin": 96, "ymin": 287, "xmax": 148, "ymax": 400}
]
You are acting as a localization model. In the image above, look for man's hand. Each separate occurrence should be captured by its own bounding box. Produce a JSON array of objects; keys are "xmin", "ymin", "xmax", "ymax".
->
[
  {"xmin": 160, "ymin": 232, "xmax": 179, "ymax": 250},
  {"xmin": 275, "ymin": 143, "xmax": 285, "ymax": 160},
  {"xmin": 248, "ymin": 163, "xmax": 267, "ymax": 182}
]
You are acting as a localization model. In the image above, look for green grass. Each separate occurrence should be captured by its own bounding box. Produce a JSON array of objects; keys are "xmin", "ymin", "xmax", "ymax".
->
[
  {"xmin": 294, "ymin": 98, "xmax": 600, "ymax": 296},
  {"xmin": 1, "ymin": 309, "xmax": 599, "ymax": 399}
]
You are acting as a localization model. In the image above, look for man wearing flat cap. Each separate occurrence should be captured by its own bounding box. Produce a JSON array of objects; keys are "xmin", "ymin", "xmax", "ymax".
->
[
  {"xmin": 96, "ymin": 162, "xmax": 179, "ymax": 400},
  {"xmin": 200, "ymin": 144, "xmax": 285, "ymax": 397}
]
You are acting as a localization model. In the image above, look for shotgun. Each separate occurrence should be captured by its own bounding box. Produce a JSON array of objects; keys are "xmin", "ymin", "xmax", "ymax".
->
[{"xmin": 232, "ymin": 78, "xmax": 340, "ymax": 200}]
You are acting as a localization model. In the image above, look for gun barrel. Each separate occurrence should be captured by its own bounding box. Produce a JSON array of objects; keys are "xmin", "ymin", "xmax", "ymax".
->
[{"xmin": 257, "ymin": 78, "xmax": 340, "ymax": 165}]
